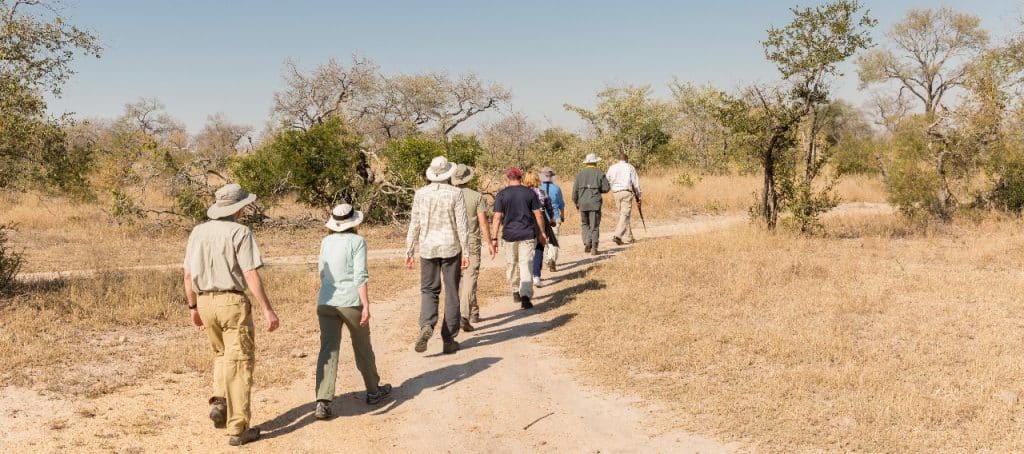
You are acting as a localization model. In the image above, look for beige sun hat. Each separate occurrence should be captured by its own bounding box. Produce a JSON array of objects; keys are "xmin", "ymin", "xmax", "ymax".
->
[
  {"xmin": 425, "ymin": 156, "xmax": 458, "ymax": 182},
  {"xmin": 207, "ymin": 183, "xmax": 257, "ymax": 219},
  {"xmin": 582, "ymin": 153, "xmax": 601, "ymax": 164},
  {"xmin": 325, "ymin": 203, "xmax": 364, "ymax": 232},
  {"xmin": 539, "ymin": 166, "xmax": 555, "ymax": 183},
  {"xmin": 450, "ymin": 164, "xmax": 475, "ymax": 185}
]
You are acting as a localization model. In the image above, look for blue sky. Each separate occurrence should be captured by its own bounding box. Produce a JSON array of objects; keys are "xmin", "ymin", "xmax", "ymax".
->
[{"xmin": 47, "ymin": 0, "xmax": 1024, "ymax": 134}]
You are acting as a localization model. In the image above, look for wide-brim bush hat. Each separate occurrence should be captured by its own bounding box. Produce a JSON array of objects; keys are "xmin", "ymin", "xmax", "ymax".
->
[
  {"xmin": 207, "ymin": 183, "xmax": 257, "ymax": 219},
  {"xmin": 539, "ymin": 166, "xmax": 556, "ymax": 182},
  {"xmin": 451, "ymin": 164, "xmax": 475, "ymax": 185},
  {"xmin": 425, "ymin": 156, "xmax": 458, "ymax": 182},
  {"xmin": 325, "ymin": 203, "xmax": 364, "ymax": 232},
  {"xmin": 582, "ymin": 153, "xmax": 601, "ymax": 164}
]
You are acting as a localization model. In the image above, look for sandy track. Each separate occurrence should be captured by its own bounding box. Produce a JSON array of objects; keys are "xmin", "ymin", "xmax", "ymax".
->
[{"xmin": 3, "ymin": 204, "xmax": 891, "ymax": 452}]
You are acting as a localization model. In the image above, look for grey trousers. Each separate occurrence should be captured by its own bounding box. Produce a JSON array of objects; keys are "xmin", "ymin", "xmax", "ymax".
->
[
  {"xmin": 315, "ymin": 305, "xmax": 380, "ymax": 402},
  {"xmin": 420, "ymin": 254, "xmax": 462, "ymax": 342},
  {"xmin": 580, "ymin": 210, "xmax": 602, "ymax": 249}
]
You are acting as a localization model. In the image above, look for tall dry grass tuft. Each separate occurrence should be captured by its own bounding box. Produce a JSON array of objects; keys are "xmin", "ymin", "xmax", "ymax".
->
[{"xmin": 543, "ymin": 216, "xmax": 1024, "ymax": 451}]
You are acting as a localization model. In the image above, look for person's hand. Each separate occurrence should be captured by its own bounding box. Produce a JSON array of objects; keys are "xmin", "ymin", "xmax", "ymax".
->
[
  {"xmin": 264, "ymin": 309, "xmax": 280, "ymax": 332},
  {"xmin": 636, "ymin": 199, "xmax": 642, "ymax": 206},
  {"xmin": 405, "ymin": 256, "xmax": 415, "ymax": 269},
  {"xmin": 190, "ymin": 309, "xmax": 204, "ymax": 331},
  {"xmin": 538, "ymin": 234, "xmax": 548, "ymax": 247},
  {"xmin": 488, "ymin": 243, "xmax": 497, "ymax": 259},
  {"xmin": 461, "ymin": 256, "xmax": 469, "ymax": 269},
  {"xmin": 360, "ymin": 306, "xmax": 371, "ymax": 327}
]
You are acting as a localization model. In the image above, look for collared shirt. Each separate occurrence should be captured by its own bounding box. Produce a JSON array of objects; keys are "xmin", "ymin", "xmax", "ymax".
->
[
  {"xmin": 572, "ymin": 166, "xmax": 611, "ymax": 212},
  {"xmin": 607, "ymin": 160, "xmax": 642, "ymax": 198},
  {"xmin": 406, "ymin": 182, "xmax": 470, "ymax": 259},
  {"xmin": 540, "ymin": 181, "xmax": 565, "ymax": 222},
  {"xmin": 183, "ymin": 219, "xmax": 263, "ymax": 293},
  {"xmin": 460, "ymin": 187, "xmax": 488, "ymax": 246},
  {"xmin": 317, "ymin": 232, "xmax": 369, "ymax": 307}
]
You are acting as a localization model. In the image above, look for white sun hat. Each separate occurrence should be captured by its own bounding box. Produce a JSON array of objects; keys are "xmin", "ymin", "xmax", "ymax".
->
[
  {"xmin": 325, "ymin": 203, "xmax": 365, "ymax": 232},
  {"xmin": 425, "ymin": 156, "xmax": 458, "ymax": 182},
  {"xmin": 207, "ymin": 183, "xmax": 257, "ymax": 219},
  {"xmin": 582, "ymin": 153, "xmax": 601, "ymax": 164}
]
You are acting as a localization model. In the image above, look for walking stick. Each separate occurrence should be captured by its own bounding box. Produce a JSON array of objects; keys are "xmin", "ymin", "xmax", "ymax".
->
[{"xmin": 633, "ymin": 184, "xmax": 647, "ymax": 232}]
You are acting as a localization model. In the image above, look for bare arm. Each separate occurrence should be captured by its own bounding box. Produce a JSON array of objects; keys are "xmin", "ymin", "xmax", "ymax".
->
[
  {"xmin": 490, "ymin": 212, "xmax": 504, "ymax": 247},
  {"xmin": 183, "ymin": 269, "xmax": 202, "ymax": 330},
  {"xmin": 244, "ymin": 269, "xmax": 279, "ymax": 332},
  {"xmin": 358, "ymin": 283, "xmax": 371, "ymax": 326}
]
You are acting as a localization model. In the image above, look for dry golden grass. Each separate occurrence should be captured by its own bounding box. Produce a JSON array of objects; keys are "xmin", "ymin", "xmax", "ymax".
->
[
  {"xmin": 0, "ymin": 192, "xmax": 404, "ymax": 273},
  {"xmin": 0, "ymin": 259, "xmax": 415, "ymax": 397},
  {"xmin": 543, "ymin": 214, "xmax": 1024, "ymax": 452}
]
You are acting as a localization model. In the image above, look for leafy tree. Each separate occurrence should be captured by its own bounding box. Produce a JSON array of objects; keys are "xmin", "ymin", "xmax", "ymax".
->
[
  {"xmin": 0, "ymin": 0, "xmax": 101, "ymax": 194},
  {"xmin": 234, "ymin": 118, "xmax": 366, "ymax": 210},
  {"xmin": 857, "ymin": 7, "xmax": 989, "ymax": 115},
  {"xmin": 564, "ymin": 85, "xmax": 672, "ymax": 170}
]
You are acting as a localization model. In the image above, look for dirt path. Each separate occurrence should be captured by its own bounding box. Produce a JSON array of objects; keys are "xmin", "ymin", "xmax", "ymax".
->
[{"xmin": 3, "ymin": 203, "xmax": 891, "ymax": 453}]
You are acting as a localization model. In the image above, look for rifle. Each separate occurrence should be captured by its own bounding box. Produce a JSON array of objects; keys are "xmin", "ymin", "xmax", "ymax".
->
[{"xmin": 632, "ymin": 183, "xmax": 647, "ymax": 232}]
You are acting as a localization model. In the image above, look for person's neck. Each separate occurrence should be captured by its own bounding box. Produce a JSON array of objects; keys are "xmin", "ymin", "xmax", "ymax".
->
[{"xmin": 508, "ymin": 181, "xmax": 522, "ymax": 186}]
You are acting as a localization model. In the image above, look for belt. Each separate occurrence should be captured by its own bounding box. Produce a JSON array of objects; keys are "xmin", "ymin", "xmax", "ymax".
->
[
  {"xmin": 614, "ymin": 189, "xmax": 633, "ymax": 193},
  {"xmin": 199, "ymin": 289, "xmax": 245, "ymax": 296}
]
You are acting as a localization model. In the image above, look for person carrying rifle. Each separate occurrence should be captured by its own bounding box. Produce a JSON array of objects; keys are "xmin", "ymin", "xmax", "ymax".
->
[{"xmin": 606, "ymin": 152, "xmax": 642, "ymax": 245}]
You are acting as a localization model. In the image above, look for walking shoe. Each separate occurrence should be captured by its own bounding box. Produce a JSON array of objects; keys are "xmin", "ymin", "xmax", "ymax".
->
[
  {"xmin": 228, "ymin": 428, "xmax": 261, "ymax": 446},
  {"xmin": 314, "ymin": 400, "xmax": 332, "ymax": 420},
  {"xmin": 442, "ymin": 340, "xmax": 460, "ymax": 354},
  {"xmin": 469, "ymin": 313, "xmax": 481, "ymax": 324},
  {"xmin": 512, "ymin": 292, "xmax": 521, "ymax": 303},
  {"xmin": 591, "ymin": 247, "xmax": 599, "ymax": 256},
  {"xmin": 521, "ymin": 297, "xmax": 533, "ymax": 309},
  {"xmin": 584, "ymin": 245, "xmax": 591, "ymax": 253},
  {"xmin": 547, "ymin": 262, "xmax": 556, "ymax": 272},
  {"xmin": 612, "ymin": 236, "xmax": 623, "ymax": 246},
  {"xmin": 414, "ymin": 325, "xmax": 433, "ymax": 353},
  {"xmin": 366, "ymin": 383, "xmax": 393, "ymax": 405},
  {"xmin": 533, "ymin": 276, "xmax": 543, "ymax": 288},
  {"xmin": 461, "ymin": 317, "xmax": 475, "ymax": 332},
  {"xmin": 209, "ymin": 397, "xmax": 227, "ymax": 429}
]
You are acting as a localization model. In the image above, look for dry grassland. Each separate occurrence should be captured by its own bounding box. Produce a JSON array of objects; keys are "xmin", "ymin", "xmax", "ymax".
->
[
  {"xmin": 538, "ymin": 214, "xmax": 1024, "ymax": 452},
  {"xmin": 0, "ymin": 259, "xmax": 416, "ymax": 397}
]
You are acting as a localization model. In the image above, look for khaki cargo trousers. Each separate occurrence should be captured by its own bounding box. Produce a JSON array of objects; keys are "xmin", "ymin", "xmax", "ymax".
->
[
  {"xmin": 613, "ymin": 190, "xmax": 635, "ymax": 243},
  {"xmin": 197, "ymin": 291, "xmax": 255, "ymax": 436}
]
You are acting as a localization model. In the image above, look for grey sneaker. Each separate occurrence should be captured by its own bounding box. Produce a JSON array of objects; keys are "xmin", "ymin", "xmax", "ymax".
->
[
  {"xmin": 612, "ymin": 236, "xmax": 623, "ymax": 246},
  {"xmin": 209, "ymin": 397, "xmax": 227, "ymax": 429},
  {"xmin": 314, "ymin": 400, "xmax": 331, "ymax": 420},
  {"xmin": 414, "ymin": 326, "xmax": 433, "ymax": 353},
  {"xmin": 366, "ymin": 383, "xmax": 393, "ymax": 405},
  {"xmin": 442, "ymin": 340, "xmax": 460, "ymax": 354},
  {"xmin": 228, "ymin": 428, "xmax": 261, "ymax": 446},
  {"xmin": 469, "ymin": 313, "xmax": 481, "ymax": 324}
]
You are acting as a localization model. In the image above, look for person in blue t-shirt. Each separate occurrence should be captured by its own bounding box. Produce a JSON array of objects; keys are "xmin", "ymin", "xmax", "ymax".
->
[
  {"xmin": 490, "ymin": 167, "xmax": 548, "ymax": 309},
  {"xmin": 539, "ymin": 166, "xmax": 565, "ymax": 272}
]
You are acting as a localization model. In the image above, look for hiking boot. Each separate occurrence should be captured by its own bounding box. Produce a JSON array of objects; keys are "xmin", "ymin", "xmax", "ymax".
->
[
  {"xmin": 469, "ymin": 313, "xmax": 481, "ymax": 324},
  {"xmin": 547, "ymin": 262, "xmax": 556, "ymax": 272},
  {"xmin": 442, "ymin": 340, "xmax": 460, "ymax": 354},
  {"xmin": 366, "ymin": 383, "xmax": 393, "ymax": 405},
  {"xmin": 209, "ymin": 397, "xmax": 227, "ymax": 429},
  {"xmin": 314, "ymin": 400, "xmax": 331, "ymax": 420},
  {"xmin": 612, "ymin": 236, "xmax": 623, "ymax": 246},
  {"xmin": 414, "ymin": 325, "xmax": 433, "ymax": 353},
  {"xmin": 460, "ymin": 317, "xmax": 475, "ymax": 332},
  {"xmin": 532, "ymin": 277, "xmax": 543, "ymax": 288},
  {"xmin": 591, "ymin": 247, "xmax": 599, "ymax": 256},
  {"xmin": 228, "ymin": 428, "xmax": 261, "ymax": 446},
  {"xmin": 512, "ymin": 292, "xmax": 521, "ymax": 304},
  {"xmin": 584, "ymin": 245, "xmax": 591, "ymax": 253},
  {"xmin": 521, "ymin": 297, "xmax": 533, "ymax": 309}
]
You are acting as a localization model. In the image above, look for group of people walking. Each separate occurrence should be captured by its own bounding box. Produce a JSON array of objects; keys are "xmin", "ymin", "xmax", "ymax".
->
[{"xmin": 181, "ymin": 152, "xmax": 641, "ymax": 446}]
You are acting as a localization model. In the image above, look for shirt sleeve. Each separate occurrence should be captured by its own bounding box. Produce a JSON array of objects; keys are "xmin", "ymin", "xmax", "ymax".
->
[
  {"xmin": 353, "ymin": 237, "xmax": 369, "ymax": 287},
  {"xmin": 493, "ymin": 191, "xmax": 506, "ymax": 214},
  {"xmin": 182, "ymin": 232, "xmax": 194, "ymax": 271},
  {"xmin": 600, "ymin": 174, "xmax": 611, "ymax": 193},
  {"xmin": 405, "ymin": 192, "xmax": 422, "ymax": 258},
  {"xmin": 236, "ymin": 228, "xmax": 263, "ymax": 271},
  {"xmin": 454, "ymin": 190, "xmax": 470, "ymax": 256},
  {"xmin": 529, "ymin": 190, "xmax": 542, "ymax": 211}
]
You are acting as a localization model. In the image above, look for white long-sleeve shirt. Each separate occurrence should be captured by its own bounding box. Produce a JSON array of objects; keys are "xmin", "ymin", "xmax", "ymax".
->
[{"xmin": 606, "ymin": 160, "xmax": 641, "ymax": 199}]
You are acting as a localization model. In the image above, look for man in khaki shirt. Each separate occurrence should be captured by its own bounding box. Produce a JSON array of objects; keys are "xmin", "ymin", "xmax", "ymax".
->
[
  {"xmin": 183, "ymin": 183, "xmax": 280, "ymax": 447},
  {"xmin": 450, "ymin": 164, "xmax": 496, "ymax": 332}
]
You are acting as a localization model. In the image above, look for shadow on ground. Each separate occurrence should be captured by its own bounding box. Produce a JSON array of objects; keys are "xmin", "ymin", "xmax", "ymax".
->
[{"xmin": 258, "ymin": 357, "xmax": 502, "ymax": 439}]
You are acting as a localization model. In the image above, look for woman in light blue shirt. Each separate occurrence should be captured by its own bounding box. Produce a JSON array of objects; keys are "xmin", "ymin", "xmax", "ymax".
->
[{"xmin": 313, "ymin": 204, "xmax": 391, "ymax": 420}]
